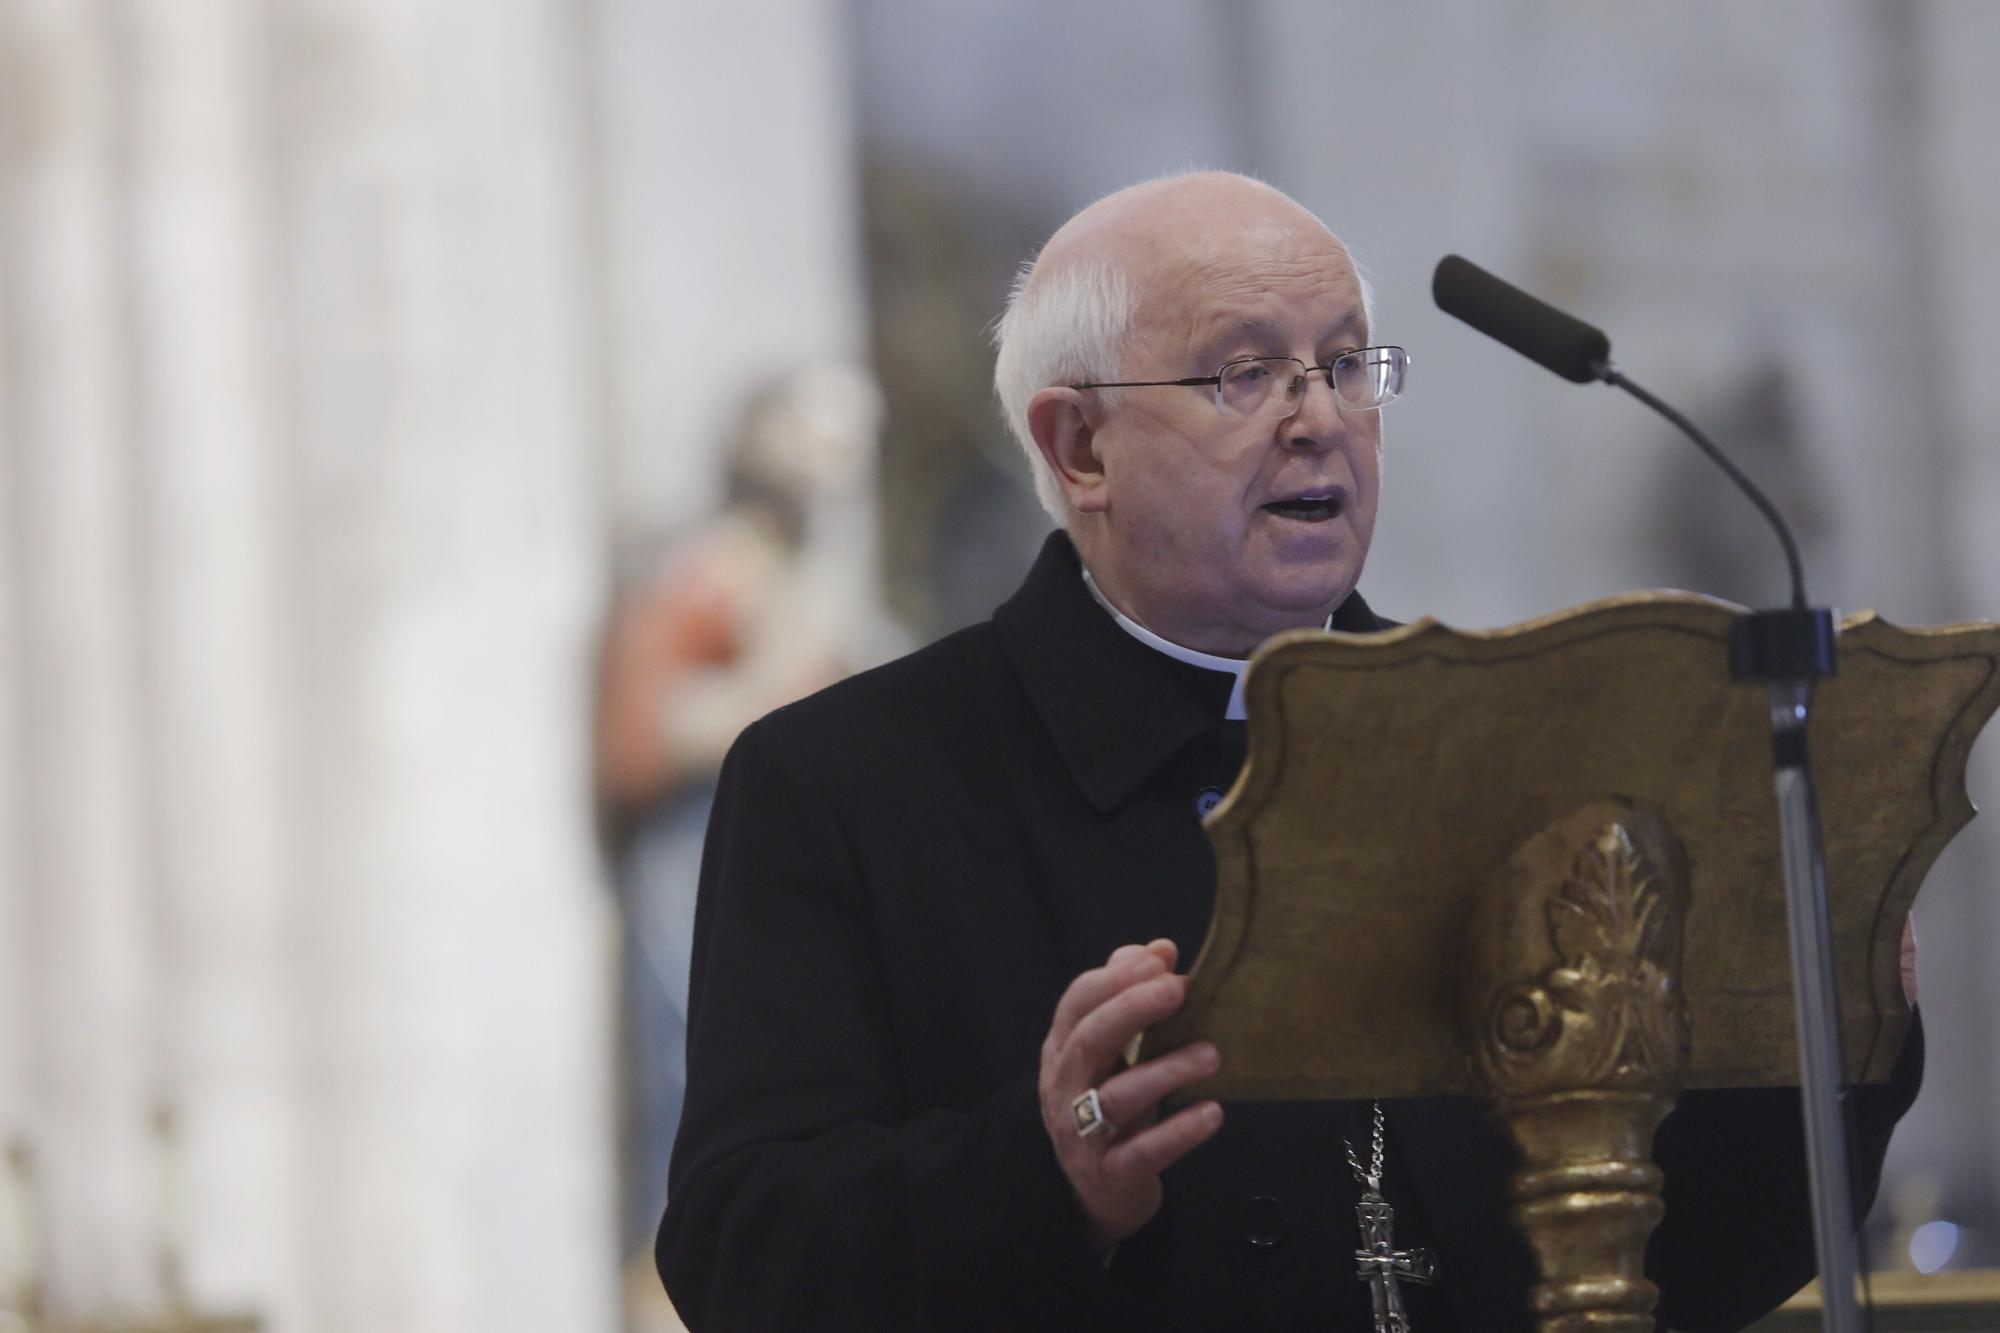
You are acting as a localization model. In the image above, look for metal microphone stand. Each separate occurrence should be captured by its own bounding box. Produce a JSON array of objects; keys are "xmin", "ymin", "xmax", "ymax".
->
[{"xmin": 1603, "ymin": 367, "xmax": 1862, "ymax": 1333}]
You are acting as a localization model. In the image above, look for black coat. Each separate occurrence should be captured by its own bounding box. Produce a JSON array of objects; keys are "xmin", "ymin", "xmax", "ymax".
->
[{"xmin": 659, "ymin": 531, "xmax": 1920, "ymax": 1331}]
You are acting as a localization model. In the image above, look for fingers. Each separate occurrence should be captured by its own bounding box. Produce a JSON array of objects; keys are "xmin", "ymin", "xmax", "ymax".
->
[
  {"xmin": 1061, "ymin": 972, "xmax": 1188, "ymax": 1089},
  {"xmin": 1048, "ymin": 939, "xmax": 1179, "ymax": 1047},
  {"xmin": 1102, "ymin": 1100, "xmax": 1225, "ymax": 1179},
  {"xmin": 1097, "ymin": 1042, "xmax": 1220, "ymax": 1129},
  {"xmin": 1049, "ymin": 947, "xmax": 1161, "ymax": 1049}
]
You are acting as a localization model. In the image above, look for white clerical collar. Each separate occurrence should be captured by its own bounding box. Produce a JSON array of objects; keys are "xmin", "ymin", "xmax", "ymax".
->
[{"xmin": 1081, "ymin": 568, "xmax": 1334, "ymax": 721}]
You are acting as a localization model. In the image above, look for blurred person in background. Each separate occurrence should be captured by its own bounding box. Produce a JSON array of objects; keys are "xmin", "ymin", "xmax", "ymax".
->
[
  {"xmin": 655, "ymin": 173, "xmax": 1920, "ymax": 1329},
  {"xmin": 593, "ymin": 364, "xmax": 896, "ymax": 1326}
]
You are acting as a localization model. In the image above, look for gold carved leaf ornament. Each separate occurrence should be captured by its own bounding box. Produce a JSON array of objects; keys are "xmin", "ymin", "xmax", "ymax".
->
[{"xmin": 1479, "ymin": 824, "xmax": 1691, "ymax": 1099}]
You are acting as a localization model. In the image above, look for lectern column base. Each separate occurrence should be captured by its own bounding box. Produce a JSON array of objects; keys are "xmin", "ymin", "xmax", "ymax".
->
[{"xmin": 1492, "ymin": 1088, "xmax": 1671, "ymax": 1332}]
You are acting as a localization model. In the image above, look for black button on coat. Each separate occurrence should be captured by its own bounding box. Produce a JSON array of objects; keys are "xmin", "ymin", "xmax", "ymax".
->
[{"xmin": 658, "ymin": 531, "xmax": 1920, "ymax": 1331}]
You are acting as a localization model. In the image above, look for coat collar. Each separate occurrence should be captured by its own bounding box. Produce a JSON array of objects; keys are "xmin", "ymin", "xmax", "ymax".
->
[{"xmin": 992, "ymin": 531, "xmax": 1386, "ymax": 814}]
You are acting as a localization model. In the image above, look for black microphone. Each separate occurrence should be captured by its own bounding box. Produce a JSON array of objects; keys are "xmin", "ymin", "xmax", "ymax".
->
[
  {"xmin": 1431, "ymin": 254, "xmax": 1610, "ymax": 384},
  {"xmin": 1431, "ymin": 254, "xmax": 1819, "ymax": 629}
]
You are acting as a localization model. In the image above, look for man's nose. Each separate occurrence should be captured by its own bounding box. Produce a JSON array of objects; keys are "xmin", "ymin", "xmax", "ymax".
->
[{"xmin": 1282, "ymin": 367, "xmax": 1348, "ymax": 451}]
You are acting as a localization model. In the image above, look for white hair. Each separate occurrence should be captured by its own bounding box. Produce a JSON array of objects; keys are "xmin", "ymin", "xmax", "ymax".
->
[
  {"xmin": 991, "ymin": 254, "xmax": 1137, "ymax": 520},
  {"xmin": 991, "ymin": 176, "xmax": 1379, "ymax": 523}
]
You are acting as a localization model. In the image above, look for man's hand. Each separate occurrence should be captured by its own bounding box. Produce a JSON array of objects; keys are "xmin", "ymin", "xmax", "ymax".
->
[{"xmin": 1038, "ymin": 940, "xmax": 1225, "ymax": 1252}]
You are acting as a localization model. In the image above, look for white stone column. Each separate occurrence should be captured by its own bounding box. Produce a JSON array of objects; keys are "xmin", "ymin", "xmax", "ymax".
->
[
  {"xmin": 0, "ymin": 0, "xmax": 160, "ymax": 1309},
  {"xmin": 118, "ymin": 0, "xmax": 308, "ymax": 1320},
  {"xmin": 5, "ymin": 0, "xmax": 629, "ymax": 1324},
  {"xmin": 0, "ymin": 13, "xmax": 26, "ymax": 1299},
  {"xmin": 266, "ymin": 0, "xmax": 615, "ymax": 1327}
]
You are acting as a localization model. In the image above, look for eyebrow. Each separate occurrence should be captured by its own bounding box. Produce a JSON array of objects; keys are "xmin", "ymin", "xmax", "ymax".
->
[{"xmin": 1195, "ymin": 309, "xmax": 1369, "ymax": 363}]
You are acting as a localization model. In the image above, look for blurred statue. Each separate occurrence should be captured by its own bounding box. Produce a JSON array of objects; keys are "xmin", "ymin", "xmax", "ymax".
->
[{"xmin": 593, "ymin": 363, "xmax": 897, "ymax": 1325}]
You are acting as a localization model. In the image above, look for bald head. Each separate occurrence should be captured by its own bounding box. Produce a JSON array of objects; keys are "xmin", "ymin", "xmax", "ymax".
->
[{"xmin": 1038, "ymin": 173, "xmax": 1349, "ymax": 339}]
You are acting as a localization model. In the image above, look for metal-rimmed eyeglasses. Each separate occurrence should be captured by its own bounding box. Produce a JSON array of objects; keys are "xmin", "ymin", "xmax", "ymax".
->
[{"xmin": 1071, "ymin": 345, "xmax": 1409, "ymax": 419}]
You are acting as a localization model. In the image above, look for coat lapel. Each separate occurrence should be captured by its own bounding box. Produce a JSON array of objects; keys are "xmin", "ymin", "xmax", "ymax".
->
[{"xmin": 991, "ymin": 533, "xmax": 1216, "ymax": 815}]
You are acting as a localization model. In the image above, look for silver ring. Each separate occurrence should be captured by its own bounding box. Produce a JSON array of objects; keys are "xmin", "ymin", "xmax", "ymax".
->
[{"xmin": 1071, "ymin": 1088, "xmax": 1114, "ymax": 1139}]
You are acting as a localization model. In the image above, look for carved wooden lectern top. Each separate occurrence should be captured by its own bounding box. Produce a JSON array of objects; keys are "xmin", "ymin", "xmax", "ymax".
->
[{"xmin": 1145, "ymin": 592, "xmax": 2000, "ymax": 1098}]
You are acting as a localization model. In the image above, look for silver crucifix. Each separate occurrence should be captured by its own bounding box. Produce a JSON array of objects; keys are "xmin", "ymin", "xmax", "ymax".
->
[{"xmin": 1354, "ymin": 1185, "xmax": 1438, "ymax": 1333}]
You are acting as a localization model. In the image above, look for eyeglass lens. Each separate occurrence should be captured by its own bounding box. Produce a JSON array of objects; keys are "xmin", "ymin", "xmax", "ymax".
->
[{"xmin": 1217, "ymin": 348, "xmax": 1406, "ymax": 417}]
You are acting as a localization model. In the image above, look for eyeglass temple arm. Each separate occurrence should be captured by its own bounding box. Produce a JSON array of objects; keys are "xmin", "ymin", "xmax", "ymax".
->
[{"xmin": 1068, "ymin": 377, "xmax": 1218, "ymax": 390}]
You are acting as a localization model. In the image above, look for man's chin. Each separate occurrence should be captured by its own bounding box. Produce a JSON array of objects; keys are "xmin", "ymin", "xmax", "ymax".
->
[
  {"xmin": 1240, "ymin": 575, "xmax": 1358, "ymax": 639},
  {"xmin": 1246, "ymin": 523, "xmax": 1364, "ymax": 599},
  {"xmin": 1256, "ymin": 559, "xmax": 1359, "ymax": 612}
]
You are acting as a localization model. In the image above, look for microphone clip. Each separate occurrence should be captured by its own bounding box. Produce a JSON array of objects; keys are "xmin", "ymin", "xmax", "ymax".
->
[{"xmin": 1727, "ymin": 607, "xmax": 1839, "ymax": 684}]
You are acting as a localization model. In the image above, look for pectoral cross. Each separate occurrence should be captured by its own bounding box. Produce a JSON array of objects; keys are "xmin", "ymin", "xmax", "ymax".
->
[{"xmin": 1354, "ymin": 1186, "xmax": 1438, "ymax": 1333}]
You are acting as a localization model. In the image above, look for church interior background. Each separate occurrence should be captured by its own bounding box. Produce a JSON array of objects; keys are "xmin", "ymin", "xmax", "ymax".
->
[{"xmin": 2, "ymin": 1, "xmax": 1997, "ymax": 1328}]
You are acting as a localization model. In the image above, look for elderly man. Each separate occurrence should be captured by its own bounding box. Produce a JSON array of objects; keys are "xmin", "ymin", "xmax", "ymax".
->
[{"xmin": 657, "ymin": 173, "xmax": 1919, "ymax": 1330}]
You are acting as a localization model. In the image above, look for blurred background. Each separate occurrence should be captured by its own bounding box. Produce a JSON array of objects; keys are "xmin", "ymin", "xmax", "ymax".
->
[{"xmin": 2, "ymin": 1, "xmax": 1997, "ymax": 1328}]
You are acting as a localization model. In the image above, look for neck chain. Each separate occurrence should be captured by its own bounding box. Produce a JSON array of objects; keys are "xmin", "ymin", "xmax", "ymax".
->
[
  {"xmin": 1344, "ymin": 1100, "xmax": 1388, "ymax": 1191},
  {"xmin": 1344, "ymin": 1101, "xmax": 1439, "ymax": 1333}
]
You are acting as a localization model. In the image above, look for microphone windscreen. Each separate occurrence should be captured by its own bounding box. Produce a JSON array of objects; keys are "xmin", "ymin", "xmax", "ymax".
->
[{"xmin": 1432, "ymin": 255, "xmax": 1610, "ymax": 384}]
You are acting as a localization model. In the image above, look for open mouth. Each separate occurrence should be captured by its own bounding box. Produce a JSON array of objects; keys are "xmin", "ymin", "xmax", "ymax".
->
[{"xmin": 1261, "ymin": 493, "xmax": 1344, "ymax": 523}]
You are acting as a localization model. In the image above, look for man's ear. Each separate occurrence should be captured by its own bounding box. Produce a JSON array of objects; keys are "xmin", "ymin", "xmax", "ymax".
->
[{"xmin": 1027, "ymin": 387, "xmax": 1110, "ymax": 514}]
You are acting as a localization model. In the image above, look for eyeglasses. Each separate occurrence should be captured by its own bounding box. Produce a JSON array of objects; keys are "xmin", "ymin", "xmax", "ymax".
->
[{"xmin": 1071, "ymin": 345, "xmax": 1409, "ymax": 418}]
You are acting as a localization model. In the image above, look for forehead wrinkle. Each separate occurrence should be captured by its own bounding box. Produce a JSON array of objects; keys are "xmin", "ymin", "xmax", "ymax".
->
[
  {"xmin": 1193, "ymin": 299, "xmax": 1368, "ymax": 348},
  {"xmin": 1139, "ymin": 251, "xmax": 1302, "ymax": 345},
  {"xmin": 1156, "ymin": 255, "xmax": 1367, "ymax": 365}
]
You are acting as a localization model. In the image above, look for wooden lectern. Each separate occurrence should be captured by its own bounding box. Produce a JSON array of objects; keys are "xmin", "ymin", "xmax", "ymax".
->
[{"xmin": 1141, "ymin": 592, "xmax": 2000, "ymax": 1330}]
